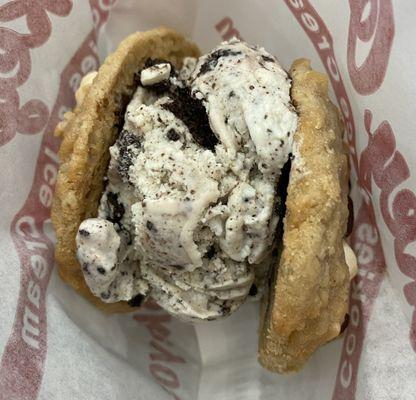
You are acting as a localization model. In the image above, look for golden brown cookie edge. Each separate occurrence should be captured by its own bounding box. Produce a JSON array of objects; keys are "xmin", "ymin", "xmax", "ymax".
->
[{"xmin": 258, "ymin": 59, "xmax": 350, "ymax": 372}]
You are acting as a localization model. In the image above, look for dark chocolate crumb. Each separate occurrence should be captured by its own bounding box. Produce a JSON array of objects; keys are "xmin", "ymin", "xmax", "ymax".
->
[
  {"xmin": 82, "ymin": 264, "xmax": 90, "ymax": 275},
  {"xmin": 116, "ymin": 129, "xmax": 141, "ymax": 182},
  {"xmin": 229, "ymin": 91, "xmax": 235, "ymax": 98},
  {"xmin": 162, "ymin": 86, "xmax": 218, "ymax": 150},
  {"xmin": 340, "ymin": 313, "xmax": 350, "ymax": 333},
  {"xmin": 249, "ymin": 284, "xmax": 258, "ymax": 296},
  {"xmin": 221, "ymin": 305, "xmax": 231, "ymax": 315},
  {"xmin": 78, "ymin": 229, "xmax": 90, "ymax": 237},
  {"xmin": 97, "ymin": 267, "xmax": 106, "ymax": 275},
  {"xmin": 147, "ymin": 80, "xmax": 171, "ymax": 94},
  {"xmin": 249, "ymin": 85, "xmax": 254, "ymax": 90},
  {"xmin": 261, "ymin": 55, "xmax": 275, "ymax": 63},
  {"xmin": 167, "ymin": 128, "xmax": 180, "ymax": 141},
  {"xmin": 107, "ymin": 192, "xmax": 125, "ymax": 224},
  {"xmin": 128, "ymin": 293, "xmax": 145, "ymax": 307},
  {"xmin": 197, "ymin": 49, "xmax": 242, "ymax": 76},
  {"xmin": 205, "ymin": 245, "xmax": 216, "ymax": 259},
  {"xmin": 101, "ymin": 292, "xmax": 110, "ymax": 300},
  {"xmin": 146, "ymin": 220, "xmax": 155, "ymax": 231}
]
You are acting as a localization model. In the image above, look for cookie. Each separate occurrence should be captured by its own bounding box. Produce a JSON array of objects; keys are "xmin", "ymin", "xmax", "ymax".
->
[
  {"xmin": 51, "ymin": 27, "xmax": 200, "ymax": 313},
  {"xmin": 258, "ymin": 59, "xmax": 350, "ymax": 372}
]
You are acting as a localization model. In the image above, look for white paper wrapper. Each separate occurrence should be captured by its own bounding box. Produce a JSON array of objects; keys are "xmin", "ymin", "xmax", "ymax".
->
[{"xmin": 1, "ymin": 1, "xmax": 416, "ymax": 399}]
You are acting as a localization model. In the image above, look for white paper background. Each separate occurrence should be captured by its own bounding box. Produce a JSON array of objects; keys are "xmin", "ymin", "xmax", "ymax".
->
[{"xmin": 1, "ymin": 1, "xmax": 416, "ymax": 399}]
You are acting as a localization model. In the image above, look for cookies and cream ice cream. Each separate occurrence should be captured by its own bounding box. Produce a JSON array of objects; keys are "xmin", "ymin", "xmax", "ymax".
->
[{"xmin": 76, "ymin": 39, "xmax": 298, "ymax": 320}]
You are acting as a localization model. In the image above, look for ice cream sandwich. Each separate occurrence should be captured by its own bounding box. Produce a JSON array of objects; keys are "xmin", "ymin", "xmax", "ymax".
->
[{"xmin": 51, "ymin": 27, "xmax": 356, "ymax": 372}]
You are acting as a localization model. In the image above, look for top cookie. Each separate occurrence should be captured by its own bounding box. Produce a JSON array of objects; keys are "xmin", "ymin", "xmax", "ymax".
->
[
  {"xmin": 51, "ymin": 27, "xmax": 199, "ymax": 312},
  {"xmin": 258, "ymin": 59, "xmax": 350, "ymax": 372}
]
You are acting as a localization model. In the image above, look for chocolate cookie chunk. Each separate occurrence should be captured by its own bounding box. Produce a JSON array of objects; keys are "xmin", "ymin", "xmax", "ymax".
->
[
  {"xmin": 163, "ymin": 86, "xmax": 218, "ymax": 150},
  {"xmin": 116, "ymin": 129, "xmax": 141, "ymax": 182}
]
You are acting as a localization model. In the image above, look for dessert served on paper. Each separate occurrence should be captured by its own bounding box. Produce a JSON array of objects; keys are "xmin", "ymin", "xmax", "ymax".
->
[{"xmin": 52, "ymin": 27, "xmax": 357, "ymax": 373}]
